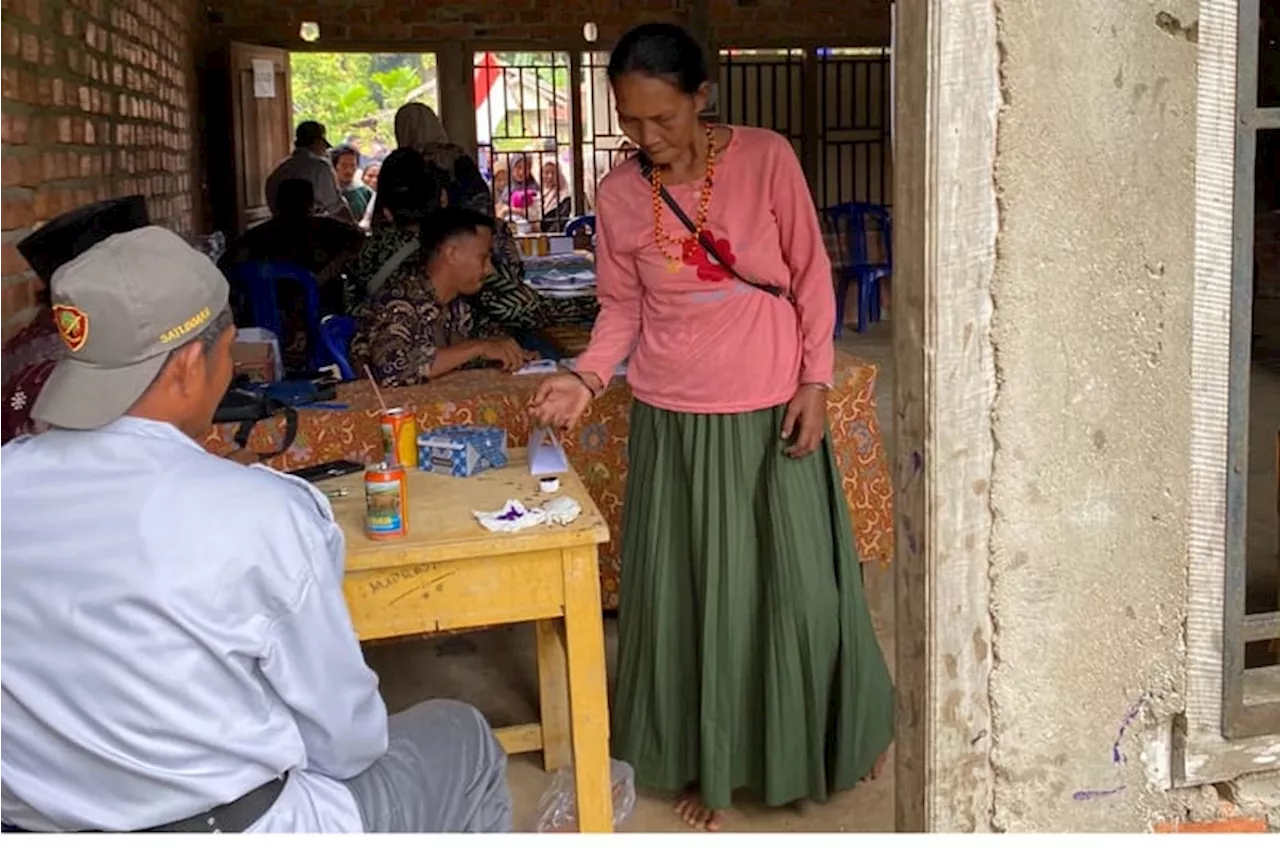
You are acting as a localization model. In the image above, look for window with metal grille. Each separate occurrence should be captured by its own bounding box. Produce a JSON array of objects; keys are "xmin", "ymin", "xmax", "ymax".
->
[
  {"xmin": 815, "ymin": 48, "xmax": 891, "ymax": 211},
  {"xmin": 575, "ymin": 47, "xmax": 892, "ymax": 212},
  {"xmin": 579, "ymin": 51, "xmax": 635, "ymax": 210},
  {"xmin": 1223, "ymin": 0, "xmax": 1280, "ymax": 740},
  {"xmin": 478, "ymin": 45, "xmax": 894, "ymax": 238},
  {"xmin": 717, "ymin": 48, "xmax": 806, "ymax": 159},
  {"xmin": 473, "ymin": 52, "xmax": 575, "ymax": 232}
]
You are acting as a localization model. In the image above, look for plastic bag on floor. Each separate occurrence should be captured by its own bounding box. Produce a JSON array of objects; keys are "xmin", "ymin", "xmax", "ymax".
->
[{"xmin": 531, "ymin": 758, "xmax": 636, "ymax": 832}]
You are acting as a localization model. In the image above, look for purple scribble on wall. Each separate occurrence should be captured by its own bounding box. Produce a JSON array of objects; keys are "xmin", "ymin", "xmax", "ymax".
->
[{"xmin": 1073, "ymin": 786, "xmax": 1125, "ymax": 802}]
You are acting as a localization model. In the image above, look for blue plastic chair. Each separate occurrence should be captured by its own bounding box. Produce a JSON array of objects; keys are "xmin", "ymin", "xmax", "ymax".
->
[
  {"xmin": 825, "ymin": 203, "xmax": 893, "ymax": 337},
  {"xmin": 230, "ymin": 261, "xmax": 325, "ymax": 370},
  {"xmin": 564, "ymin": 215, "xmax": 597, "ymax": 245},
  {"xmin": 319, "ymin": 314, "xmax": 357, "ymax": 381}
]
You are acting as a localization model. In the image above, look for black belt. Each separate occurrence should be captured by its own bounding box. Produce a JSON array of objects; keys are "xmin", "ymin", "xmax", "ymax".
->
[{"xmin": 2, "ymin": 773, "xmax": 288, "ymax": 834}]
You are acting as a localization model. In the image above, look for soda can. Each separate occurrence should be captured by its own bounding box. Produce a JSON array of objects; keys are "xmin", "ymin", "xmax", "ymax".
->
[
  {"xmin": 364, "ymin": 463, "xmax": 408, "ymax": 540},
  {"xmin": 379, "ymin": 407, "xmax": 417, "ymax": 468}
]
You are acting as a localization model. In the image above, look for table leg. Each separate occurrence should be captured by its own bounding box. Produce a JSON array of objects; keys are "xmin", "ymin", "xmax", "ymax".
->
[
  {"xmin": 561, "ymin": 545, "xmax": 613, "ymax": 833},
  {"xmin": 535, "ymin": 618, "xmax": 572, "ymax": 772}
]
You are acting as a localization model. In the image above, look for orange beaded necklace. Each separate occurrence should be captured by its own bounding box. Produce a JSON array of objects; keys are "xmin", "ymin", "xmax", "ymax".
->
[{"xmin": 649, "ymin": 123, "xmax": 718, "ymax": 272}]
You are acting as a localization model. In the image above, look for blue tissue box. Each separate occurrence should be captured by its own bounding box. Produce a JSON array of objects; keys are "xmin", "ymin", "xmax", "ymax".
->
[{"xmin": 416, "ymin": 426, "xmax": 509, "ymax": 477}]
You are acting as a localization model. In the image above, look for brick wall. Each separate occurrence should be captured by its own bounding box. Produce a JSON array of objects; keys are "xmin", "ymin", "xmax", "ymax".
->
[
  {"xmin": 207, "ymin": 0, "xmax": 890, "ymax": 49},
  {"xmin": 708, "ymin": 0, "xmax": 890, "ymax": 46},
  {"xmin": 1, "ymin": 0, "xmax": 203, "ymax": 337}
]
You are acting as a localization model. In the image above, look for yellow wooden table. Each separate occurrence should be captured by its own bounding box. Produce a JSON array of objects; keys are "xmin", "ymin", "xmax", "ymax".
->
[{"xmin": 327, "ymin": 451, "xmax": 614, "ymax": 832}]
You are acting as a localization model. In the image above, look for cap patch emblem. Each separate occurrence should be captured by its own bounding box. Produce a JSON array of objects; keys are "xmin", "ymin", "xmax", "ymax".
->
[{"xmin": 52, "ymin": 304, "xmax": 89, "ymax": 352}]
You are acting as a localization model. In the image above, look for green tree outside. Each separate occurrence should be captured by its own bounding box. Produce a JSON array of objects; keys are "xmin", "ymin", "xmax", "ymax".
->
[{"xmin": 289, "ymin": 53, "xmax": 439, "ymax": 154}]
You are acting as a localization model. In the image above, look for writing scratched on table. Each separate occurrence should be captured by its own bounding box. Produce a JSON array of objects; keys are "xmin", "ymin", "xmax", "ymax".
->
[
  {"xmin": 388, "ymin": 571, "xmax": 456, "ymax": 606},
  {"xmin": 365, "ymin": 565, "xmax": 432, "ymax": 595}
]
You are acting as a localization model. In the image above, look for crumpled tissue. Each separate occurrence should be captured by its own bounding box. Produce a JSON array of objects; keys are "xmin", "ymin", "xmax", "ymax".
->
[
  {"xmin": 473, "ymin": 497, "xmax": 582, "ymax": 533},
  {"xmin": 542, "ymin": 496, "xmax": 582, "ymax": 526}
]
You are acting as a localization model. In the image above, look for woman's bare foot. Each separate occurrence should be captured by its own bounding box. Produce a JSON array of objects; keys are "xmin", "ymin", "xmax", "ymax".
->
[
  {"xmin": 674, "ymin": 787, "xmax": 724, "ymax": 831},
  {"xmin": 861, "ymin": 750, "xmax": 890, "ymax": 783}
]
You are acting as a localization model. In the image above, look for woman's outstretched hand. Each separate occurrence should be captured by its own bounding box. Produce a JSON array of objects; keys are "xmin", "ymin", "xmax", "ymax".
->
[
  {"xmin": 781, "ymin": 384, "xmax": 828, "ymax": 459},
  {"xmin": 530, "ymin": 373, "xmax": 595, "ymax": 431}
]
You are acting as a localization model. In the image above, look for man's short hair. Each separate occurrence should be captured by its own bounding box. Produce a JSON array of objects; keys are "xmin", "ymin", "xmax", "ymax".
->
[
  {"xmin": 420, "ymin": 207, "xmax": 495, "ymax": 263},
  {"xmin": 330, "ymin": 145, "xmax": 360, "ymax": 168},
  {"xmin": 276, "ymin": 179, "xmax": 315, "ymax": 218}
]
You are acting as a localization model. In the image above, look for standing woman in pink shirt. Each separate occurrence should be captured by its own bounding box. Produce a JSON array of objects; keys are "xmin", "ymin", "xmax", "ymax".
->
[{"xmin": 531, "ymin": 23, "xmax": 893, "ymax": 830}]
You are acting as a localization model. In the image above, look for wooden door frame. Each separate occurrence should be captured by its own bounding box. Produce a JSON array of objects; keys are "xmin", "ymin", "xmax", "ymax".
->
[
  {"xmin": 226, "ymin": 42, "xmax": 292, "ymax": 234},
  {"xmin": 891, "ymin": 0, "xmax": 1000, "ymax": 832}
]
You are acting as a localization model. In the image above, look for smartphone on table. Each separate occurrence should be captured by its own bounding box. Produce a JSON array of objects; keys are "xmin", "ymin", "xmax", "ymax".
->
[{"xmin": 288, "ymin": 459, "xmax": 365, "ymax": 483}]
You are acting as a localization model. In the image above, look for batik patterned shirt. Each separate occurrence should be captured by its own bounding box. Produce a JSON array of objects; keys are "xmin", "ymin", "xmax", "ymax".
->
[{"xmin": 348, "ymin": 254, "xmax": 475, "ymax": 388}]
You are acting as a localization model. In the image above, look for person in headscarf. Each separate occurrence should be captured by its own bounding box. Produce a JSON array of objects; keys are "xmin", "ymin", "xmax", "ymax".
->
[
  {"xmin": 538, "ymin": 159, "xmax": 573, "ymax": 233},
  {"xmin": 394, "ymin": 103, "xmax": 490, "ymax": 213},
  {"xmin": 491, "ymin": 163, "xmax": 511, "ymax": 220},
  {"xmin": 357, "ymin": 160, "xmax": 383, "ymax": 231},
  {"xmin": 362, "ymin": 161, "xmax": 382, "ymax": 192},
  {"xmin": 501, "ymin": 154, "xmax": 540, "ymax": 220},
  {"xmin": 612, "ymin": 139, "xmax": 638, "ymax": 168}
]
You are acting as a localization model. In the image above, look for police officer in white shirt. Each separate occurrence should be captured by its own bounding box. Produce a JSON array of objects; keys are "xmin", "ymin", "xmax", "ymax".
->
[{"xmin": 0, "ymin": 226, "xmax": 513, "ymax": 833}]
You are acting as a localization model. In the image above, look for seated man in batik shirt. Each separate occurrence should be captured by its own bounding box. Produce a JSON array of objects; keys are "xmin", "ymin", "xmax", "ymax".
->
[{"xmin": 350, "ymin": 207, "xmax": 534, "ymax": 387}]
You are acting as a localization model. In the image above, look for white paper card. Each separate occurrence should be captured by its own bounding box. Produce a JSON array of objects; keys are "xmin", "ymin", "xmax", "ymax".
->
[
  {"xmin": 528, "ymin": 427, "xmax": 569, "ymax": 476},
  {"xmin": 514, "ymin": 359, "xmax": 559, "ymax": 376},
  {"xmin": 252, "ymin": 59, "xmax": 276, "ymax": 99}
]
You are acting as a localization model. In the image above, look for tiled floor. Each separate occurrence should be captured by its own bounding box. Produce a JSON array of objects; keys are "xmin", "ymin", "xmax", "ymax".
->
[{"xmin": 367, "ymin": 317, "xmax": 900, "ymax": 833}]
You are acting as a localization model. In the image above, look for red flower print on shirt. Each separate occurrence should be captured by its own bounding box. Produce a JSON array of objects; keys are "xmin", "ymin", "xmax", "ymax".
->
[{"xmin": 681, "ymin": 230, "xmax": 736, "ymax": 283}]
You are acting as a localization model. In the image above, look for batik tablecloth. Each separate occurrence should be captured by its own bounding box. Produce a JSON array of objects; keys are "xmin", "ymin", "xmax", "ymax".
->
[{"xmin": 202, "ymin": 350, "xmax": 894, "ymax": 610}]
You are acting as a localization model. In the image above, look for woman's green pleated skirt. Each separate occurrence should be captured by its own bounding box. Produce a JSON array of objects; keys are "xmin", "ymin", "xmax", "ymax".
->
[{"xmin": 611, "ymin": 401, "xmax": 895, "ymax": 811}]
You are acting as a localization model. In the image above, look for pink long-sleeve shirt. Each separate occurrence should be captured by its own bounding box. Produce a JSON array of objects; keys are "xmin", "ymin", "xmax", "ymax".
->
[{"xmin": 575, "ymin": 126, "xmax": 836, "ymax": 414}]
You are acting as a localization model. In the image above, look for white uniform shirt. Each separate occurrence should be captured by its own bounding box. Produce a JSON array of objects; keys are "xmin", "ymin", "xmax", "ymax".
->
[
  {"xmin": 264, "ymin": 149, "xmax": 349, "ymax": 219},
  {"xmin": 0, "ymin": 417, "xmax": 387, "ymax": 832}
]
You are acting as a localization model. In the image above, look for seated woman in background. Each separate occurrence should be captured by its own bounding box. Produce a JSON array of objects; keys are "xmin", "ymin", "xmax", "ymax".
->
[
  {"xmin": 349, "ymin": 207, "xmax": 535, "ymax": 387},
  {"xmin": 342, "ymin": 148, "xmax": 448, "ymax": 312},
  {"xmin": 500, "ymin": 154, "xmax": 539, "ymax": 222},
  {"xmin": 466, "ymin": 238, "xmax": 599, "ymax": 341},
  {"xmin": 3, "ymin": 307, "xmax": 59, "ymax": 445}
]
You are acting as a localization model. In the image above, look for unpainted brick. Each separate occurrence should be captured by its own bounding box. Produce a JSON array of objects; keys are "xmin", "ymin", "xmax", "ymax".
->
[{"xmin": 2, "ymin": 0, "xmax": 200, "ymax": 325}]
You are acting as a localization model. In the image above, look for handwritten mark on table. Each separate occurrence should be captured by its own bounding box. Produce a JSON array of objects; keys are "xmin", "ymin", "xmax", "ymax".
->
[
  {"xmin": 366, "ymin": 565, "xmax": 430, "ymax": 595},
  {"xmin": 386, "ymin": 570, "xmax": 457, "ymax": 606}
]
